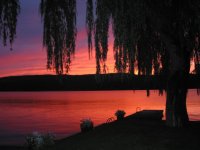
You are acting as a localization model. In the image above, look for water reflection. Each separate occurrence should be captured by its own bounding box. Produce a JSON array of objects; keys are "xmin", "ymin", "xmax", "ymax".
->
[{"xmin": 0, "ymin": 90, "xmax": 199, "ymax": 145}]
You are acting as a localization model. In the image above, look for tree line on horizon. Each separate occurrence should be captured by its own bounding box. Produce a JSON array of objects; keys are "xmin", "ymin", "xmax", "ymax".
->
[{"xmin": 1, "ymin": 0, "xmax": 200, "ymax": 127}]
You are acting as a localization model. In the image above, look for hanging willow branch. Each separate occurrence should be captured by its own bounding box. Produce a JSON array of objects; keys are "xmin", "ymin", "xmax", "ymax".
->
[
  {"xmin": 0, "ymin": 0, "xmax": 20, "ymax": 48},
  {"xmin": 86, "ymin": 0, "xmax": 200, "ymax": 77},
  {"xmin": 95, "ymin": 0, "xmax": 111, "ymax": 74},
  {"xmin": 89, "ymin": 0, "xmax": 165, "ymax": 75},
  {"xmin": 40, "ymin": 0, "xmax": 77, "ymax": 74},
  {"xmin": 86, "ymin": 0, "xmax": 94, "ymax": 58}
]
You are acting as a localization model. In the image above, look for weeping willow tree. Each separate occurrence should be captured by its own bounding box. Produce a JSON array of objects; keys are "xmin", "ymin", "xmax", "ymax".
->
[
  {"xmin": 40, "ymin": 0, "xmax": 76, "ymax": 74},
  {"xmin": 86, "ymin": 0, "xmax": 200, "ymax": 127},
  {"xmin": 0, "ymin": 0, "xmax": 20, "ymax": 49}
]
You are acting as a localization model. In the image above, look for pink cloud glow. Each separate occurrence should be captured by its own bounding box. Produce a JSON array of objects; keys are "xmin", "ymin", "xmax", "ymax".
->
[
  {"xmin": 0, "ymin": 0, "xmax": 116, "ymax": 78},
  {"xmin": 0, "ymin": 27, "xmax": 115, "ymax": 77}
]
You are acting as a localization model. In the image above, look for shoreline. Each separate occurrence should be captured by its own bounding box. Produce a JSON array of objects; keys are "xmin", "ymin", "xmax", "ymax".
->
[{"xmin": 1, "ymin": 112, "xmax": 200, "ymax": 150}]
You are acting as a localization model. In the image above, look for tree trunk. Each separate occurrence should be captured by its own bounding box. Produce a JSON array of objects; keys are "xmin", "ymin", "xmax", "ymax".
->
[
  {"xmin": 164, "ymin": 39, "xmax": 190, "ymax": 127},
  {"xmin": 165, "ymin": 71, "xmax": 189, "ymax": 127}
]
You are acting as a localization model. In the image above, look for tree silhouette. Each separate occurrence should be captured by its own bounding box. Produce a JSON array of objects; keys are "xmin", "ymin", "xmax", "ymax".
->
[
  {"xmin": 40, "ymin": 0, "xmax": 77, "ymax": 74},
  {"xmin": 86, "ymin": 0, "xmax": 200, "ymax": 127},
  {"xmin": 0, "ymin": 0, "xmax": 20, "ymax": 49}
]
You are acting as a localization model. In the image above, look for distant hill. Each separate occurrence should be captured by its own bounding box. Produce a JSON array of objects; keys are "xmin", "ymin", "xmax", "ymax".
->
[{"xmin": 0, "ymin": 74, "xmax": 200, "ymax": 91}]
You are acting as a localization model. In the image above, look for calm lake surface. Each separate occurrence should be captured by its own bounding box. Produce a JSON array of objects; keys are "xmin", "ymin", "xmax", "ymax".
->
[{"xmin": 0, "ymin": 90, "xmax": 199, "ymax": 145}]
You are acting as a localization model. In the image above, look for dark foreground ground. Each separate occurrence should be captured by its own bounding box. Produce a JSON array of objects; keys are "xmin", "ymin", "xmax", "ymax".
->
[
  {"xmin": 51, "ymin": 120, "xmax": 200, "ymax": 150},
  {"xmin": 1, "ymin": 116, "xmax": 200, "ymax": 150}
]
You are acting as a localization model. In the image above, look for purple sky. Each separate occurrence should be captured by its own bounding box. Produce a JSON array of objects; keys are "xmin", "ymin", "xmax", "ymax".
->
[{"xmin": 0, "ymin": 0, "xmax": 115, "ymax": 77}]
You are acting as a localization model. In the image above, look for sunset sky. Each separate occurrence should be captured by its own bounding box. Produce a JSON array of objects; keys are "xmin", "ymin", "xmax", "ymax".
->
[{"xmin": 0, "ymin": 0, "xmax": 115, "ymax": 77}]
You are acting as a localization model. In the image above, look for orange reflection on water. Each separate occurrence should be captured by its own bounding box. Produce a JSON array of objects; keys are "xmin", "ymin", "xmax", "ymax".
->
[{"xmin": 0, "ymin": 90, "xmax": 199, "ymax": 145}]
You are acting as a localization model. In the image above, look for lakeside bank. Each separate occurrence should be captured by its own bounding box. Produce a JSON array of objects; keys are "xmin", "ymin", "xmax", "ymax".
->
[
  {"xmin": 1, "ymin": 111, "xmax": 200, "ymax": 150},
  {"xmin": 50, "ymin": 112, "xmax": 200, "ymax": 150}
]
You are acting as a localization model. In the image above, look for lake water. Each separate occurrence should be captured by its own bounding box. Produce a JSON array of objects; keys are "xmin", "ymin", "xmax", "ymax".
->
[{"xmin": 0, "ymin": 90, "xmax": 200, "ymax": 145}]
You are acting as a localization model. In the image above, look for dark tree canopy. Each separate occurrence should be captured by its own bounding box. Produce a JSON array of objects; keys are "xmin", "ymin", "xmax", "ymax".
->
[
  {"xmin": 0, "ymin": 0, "xmax": 20, "ymax": 48},
  {"xmin": 40, "ymin": 0, "xmax": 77, "ymax": 74},
  {"xmin": 87, "ymin": 0, "xmax": 200, "ymax": 75}
]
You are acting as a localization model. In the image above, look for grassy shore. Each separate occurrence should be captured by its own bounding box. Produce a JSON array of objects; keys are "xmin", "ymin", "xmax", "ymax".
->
[
  {"xmin": 51, "ymin": 117, "xmax": 200, "ymax": 150},
  {"xmin": 1, "ymin": 116, "xmax": 200, "ymax": 150}
]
